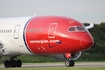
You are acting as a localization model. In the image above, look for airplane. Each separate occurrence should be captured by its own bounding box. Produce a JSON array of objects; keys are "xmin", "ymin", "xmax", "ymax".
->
[{"xmin": 0, "ymin": 16, "xmax": 94, "ymax": 68}]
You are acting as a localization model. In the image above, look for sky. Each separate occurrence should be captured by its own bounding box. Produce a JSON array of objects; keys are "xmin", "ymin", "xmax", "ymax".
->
[{"xmin": 0, "ymin": 0, "xmax": 105, "ymax": 24}]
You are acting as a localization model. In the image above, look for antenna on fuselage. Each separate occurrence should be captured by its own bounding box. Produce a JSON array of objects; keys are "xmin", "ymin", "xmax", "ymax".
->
[{"xmin": 33, "ymin": 14, "xmax": 36, "ymax": 17}]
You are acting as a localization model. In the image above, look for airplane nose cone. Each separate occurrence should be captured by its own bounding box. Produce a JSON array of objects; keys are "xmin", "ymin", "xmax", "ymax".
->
[{"xmin": 81, "ymin": 33, "xmax": 94, "ymax": 50}]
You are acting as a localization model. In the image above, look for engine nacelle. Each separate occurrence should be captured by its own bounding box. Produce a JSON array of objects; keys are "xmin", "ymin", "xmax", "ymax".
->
[
  {"xmin": 0, "ymin": 43, "xmax": 3, "ymax": 57},
  {"xmin": 50, "ymin": 52, "xmax": 82, "ymax": 61},
  {"xmin": 0, "ymin": 50, "xmax": 3, "ymax": 57},
  {"xmin": 70, "ymin": 52, "xmax": 82, "ymax": 60},
  {"xmin": 50, "ymin": 54, "xmax": 66, "ymax": 61}
]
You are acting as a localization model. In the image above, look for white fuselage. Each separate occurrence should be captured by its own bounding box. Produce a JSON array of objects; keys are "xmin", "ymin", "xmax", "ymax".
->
[{"xmin": 0, "ymin": 17, "xmax": 33, "ymax": 56}]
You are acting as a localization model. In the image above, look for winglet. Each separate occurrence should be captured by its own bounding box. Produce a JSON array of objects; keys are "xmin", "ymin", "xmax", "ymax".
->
[{"xmin": 85, "ymin": 23, "xmax": 94, "ymax": 29}]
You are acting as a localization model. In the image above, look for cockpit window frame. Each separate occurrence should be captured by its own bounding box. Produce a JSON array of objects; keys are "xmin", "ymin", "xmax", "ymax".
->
[{"xmin": 68, "ymin": 26, "xmax": 86, "ymax": 32}]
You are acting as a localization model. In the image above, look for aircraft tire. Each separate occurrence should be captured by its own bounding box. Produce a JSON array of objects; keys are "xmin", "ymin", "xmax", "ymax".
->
[
  {"xmin": 16, "ymin": 60, "xmax": 22, "ymax": 67},
  {"xmin": 4, "ymin": 60, "xmax": 10, "ymax": 68},
  {"xmin": 65, "ymin": 60, "xmax": 70, "ymax": 67},
  {"xmin": 70, "ymin": 60, "xmax": 75, "ymax": 67}
]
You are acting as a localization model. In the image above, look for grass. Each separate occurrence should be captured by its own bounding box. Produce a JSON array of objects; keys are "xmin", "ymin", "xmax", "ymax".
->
[{"xmin": 0, "ymin": 67, "xmax": 105, "ymax": 70}]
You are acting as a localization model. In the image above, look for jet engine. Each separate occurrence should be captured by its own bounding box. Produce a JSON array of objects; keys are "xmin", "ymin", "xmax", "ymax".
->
[{"xmin": 0, "ymin": 43, "xmax": 3, "ymax": 57}]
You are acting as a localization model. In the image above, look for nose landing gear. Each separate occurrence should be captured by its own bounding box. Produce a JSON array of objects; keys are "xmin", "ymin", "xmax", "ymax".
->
[{"xmin": 64, "ymin": 52, "xmax": 75, "ymax": 67}]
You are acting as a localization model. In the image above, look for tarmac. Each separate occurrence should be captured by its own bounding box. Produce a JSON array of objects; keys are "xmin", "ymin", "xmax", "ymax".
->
[{"xmin": 0, "ymin": 62, "xmax": 105, "ymax": 68}]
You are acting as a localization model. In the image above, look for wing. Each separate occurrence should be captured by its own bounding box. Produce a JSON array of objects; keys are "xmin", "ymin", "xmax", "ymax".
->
[{"xmin": 85, "ymin": 23, "xmax": 94, "ymax": 29}]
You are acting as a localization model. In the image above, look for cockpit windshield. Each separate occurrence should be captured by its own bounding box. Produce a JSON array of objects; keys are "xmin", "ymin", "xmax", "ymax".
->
[
  {"xmin": 68, "ymin": 26, "xmax": 86, "ymax": 32},
  {"xmin": 76, "ymin": 26, "xmax": 85, "ymax": 31},
  {"xmin": 68, "ymin": 27, "xmax": 76, "ymax": 31}
]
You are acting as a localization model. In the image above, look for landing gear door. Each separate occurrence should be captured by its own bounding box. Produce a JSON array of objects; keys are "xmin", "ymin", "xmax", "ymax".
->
[
  {"xmin": 48, "ymin": 23, "xmax": 58, "ymax": 38},
  {"xmin": 14, "ymin": 25, "xmax": 20, "ymax": 39}
]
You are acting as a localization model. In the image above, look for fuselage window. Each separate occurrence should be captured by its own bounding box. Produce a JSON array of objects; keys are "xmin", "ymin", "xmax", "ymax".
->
[
  {"xmin": 27, "ymin": 28, "xmax": 44, "ymax": 32},
  {"xmin": 0, "ymin": 30, "xmax": 12, "ymax": 33},
  {"xmin": 2, "ymin": 30, "xmax": 4, "ymax": 33}
]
